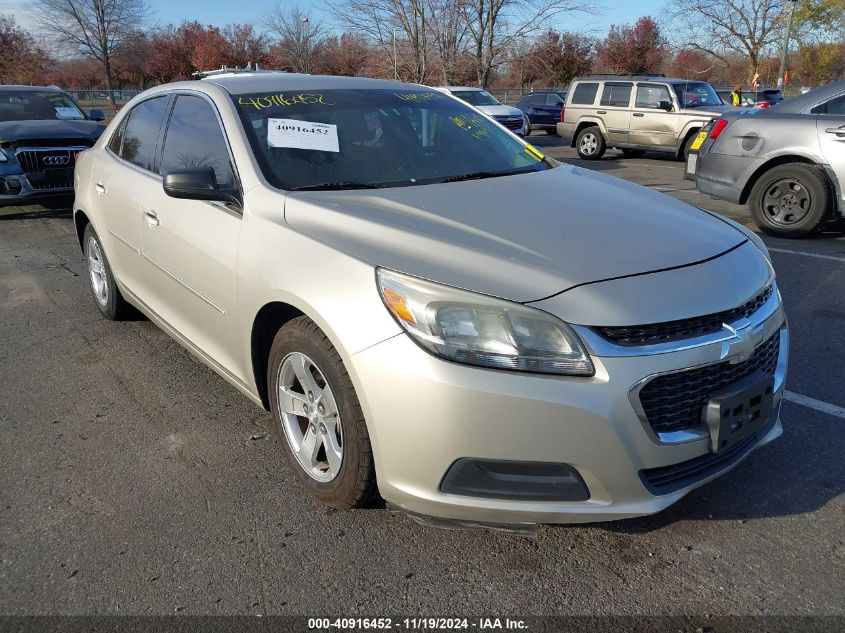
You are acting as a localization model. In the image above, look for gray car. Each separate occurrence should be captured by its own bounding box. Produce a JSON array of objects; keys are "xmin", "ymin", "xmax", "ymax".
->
[
  {"xmin": 694, "ymin": 80, "xmax": 845, "ymax": 237},
  {"xmin": 73, "ymin": 72, "xmax": 787, "ymax": 530}
]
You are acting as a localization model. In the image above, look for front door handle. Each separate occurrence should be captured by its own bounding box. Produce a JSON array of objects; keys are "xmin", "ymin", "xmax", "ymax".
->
[
  {"xmin": 144, "ymin": 210, "xmax": 160, "ymax": 227},
  {"xmin": 597, "ymin": 110, "xmax": 607, "ymax": 114},
  {"xmin": 632, "ymin": 112, "xmax": 644, "ymax": 117},
  {"xmin": 94, "ymin": 182, "xmax": 106, "ymax": 195},
  {"xmin": 824, "ymin": 127, "xmax": 845, "ymax": 137}
]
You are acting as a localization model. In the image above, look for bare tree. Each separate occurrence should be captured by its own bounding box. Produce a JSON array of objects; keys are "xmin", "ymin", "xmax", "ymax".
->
[
  {"xmin": 263, "ymin": 5, "xmax": 326, "ymax": 74},
  {"xmin": 329, "ymin": 0, "xmax": 431, "ymax": 84},
  {"xmin": 426, "ymin": 0, "xmax": 468, "ymax": 84},
  {"xmin": 462, "ymin": 0, "xmax": 594, "ymax": 88},
  {"xmin": 666, "ymin": 0, "xmax": 791, "ymax": 75},
  {"xmin": 34, "ymin": 0, "xmax": 148, "ymax": 106}
]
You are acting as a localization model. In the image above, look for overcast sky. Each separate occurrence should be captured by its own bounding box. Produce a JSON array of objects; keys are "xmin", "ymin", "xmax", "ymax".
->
[{"xmin": 7, "ymin": 0, "xmax": 668, "ymax": 37}]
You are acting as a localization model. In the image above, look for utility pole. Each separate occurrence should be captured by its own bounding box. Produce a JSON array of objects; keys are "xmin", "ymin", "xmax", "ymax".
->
[
  {"xmin": 777, "ymin": 0, "xmax": 797, "ymax": 89},
  {"xmin": 393, "ymin": 28, "xmax": 398, "ymax": 80}
]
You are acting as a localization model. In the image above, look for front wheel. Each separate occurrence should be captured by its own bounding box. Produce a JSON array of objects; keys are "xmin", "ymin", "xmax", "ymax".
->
[
  {"xmin": 749, "ymin": 163, "xmax": 832, "ymax": 238},
  {"xmin": 267, "ymin": 316, "xmax": 378, "ymax": 508},
  {"xmin": 576, "ymin": 126, "xmax": 606, "ymax": 160}
]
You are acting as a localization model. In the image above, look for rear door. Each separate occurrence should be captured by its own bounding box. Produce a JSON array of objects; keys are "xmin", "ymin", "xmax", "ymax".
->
[
  {"xmin": 629, "ymin": 83, "xmax": 677, "ymax": 148},
  {"xmin": 90, "ymin": 95, "xmax": 170, "ymax": 299},
  {"xmin": 139, "ymin": 92, "xmax": 244, "ymax": 374},
  {"xmin": 815, "ymin": 93, "xmax": 845, "ymax": 208},
  {"xmin": 598, "ymin": 82, "xmax": 633, "ymax": 144}
]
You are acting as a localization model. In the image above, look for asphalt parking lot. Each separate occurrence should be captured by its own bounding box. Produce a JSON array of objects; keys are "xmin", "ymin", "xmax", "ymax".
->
[{"xmin": 1, "ymin": 138, "xmax": 843, "ymax": 620}]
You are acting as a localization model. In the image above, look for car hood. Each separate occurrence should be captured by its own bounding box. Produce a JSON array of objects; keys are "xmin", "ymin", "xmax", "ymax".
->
[
  {"xmin": 476, "ymin": 104, "xmax": 523, "ymax": 118},
  {"xmin": 283, "ymin": 164, "xmax": 747, "ymax": 303},
  {"xmin": 0, "ymin": 119, "xmax": 106, "ymax": 145}
]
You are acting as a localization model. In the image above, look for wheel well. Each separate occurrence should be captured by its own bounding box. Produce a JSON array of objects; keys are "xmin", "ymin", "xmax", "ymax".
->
[
  {"xmin": 251, "ymin": 302, "xmax": 304, "ymax": 410},
  {"xmin": 739, "ymin": 155, "xmax": 819, "ymax": 205},
  {"xmin": 571, "ymin": 121, "xmax": 601, "ymax": 147},
  {"xmin": 73, "ymin": 210, "xmax": 90, "ymax": 252}
]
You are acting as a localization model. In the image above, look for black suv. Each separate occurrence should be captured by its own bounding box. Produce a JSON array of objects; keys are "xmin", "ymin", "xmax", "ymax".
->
[
  {"xmin": 0, "ymin": 86, "xmax": 106, "ymax": 207},
  {"xmin": 516, "ymin": 91, "xmax": 568, "ymax": 135}
]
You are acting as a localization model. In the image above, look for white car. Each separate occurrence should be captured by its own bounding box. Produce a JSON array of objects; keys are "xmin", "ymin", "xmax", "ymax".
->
[{"xmin": 437, "ymin": 86, "xmax": 529, "ymax": 136}]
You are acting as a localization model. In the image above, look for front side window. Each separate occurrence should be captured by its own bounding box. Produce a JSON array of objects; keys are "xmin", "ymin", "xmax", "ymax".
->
[
  {"xmin": 161, "ymin": 95, "xmax": 236, "ymax": 188},
  {"xmin": 812, "ymin": 94, "xmax": 845, "ymax": 115},
  {"xmin": 672, "ymin": 82, "xmax": 722, "ymax": 108},
  {"xmin": 635, "ymin": 84, "xmax": 672, "ymax": 109},
  {"xmin": 233, "ymin": 89, "xmax": 549, "ymax": 191},
  {"xmin": 120, "ymin": 96, "xmax": 170, "ymax": 173},
  {"xmin": 450, "ymin": 90, "xmax": 501, "ymax": 106},
  {"xmin": 600, "ymin": 82, "xmax": 633, "ymax": 108},
  {"xmin": 0, "ymin": 90, "xmax": 86, "ymax": 122},
  {"xmin": 571, "ymin": 83, "xmax": 598, "ymax": 105}
]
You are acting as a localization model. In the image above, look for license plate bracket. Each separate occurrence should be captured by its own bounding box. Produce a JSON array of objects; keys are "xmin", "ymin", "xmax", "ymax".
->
[{"xmin": 703, "ymin": 371, "xmax": 774, "ymax": 454}]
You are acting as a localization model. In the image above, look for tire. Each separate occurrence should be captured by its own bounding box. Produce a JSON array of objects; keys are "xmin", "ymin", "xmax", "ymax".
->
[
  {"xmin": 267, "ymin": 316, "xmax": 377, "ymax": 509},
  {"xmin": 575, "ymin": 126, "xmax": 606, "ymax": 160},
  {"xmin": 749, "ymin": 163, "xmax": 832, "ymax": 238},
  {"xmin": 83, "ymin": 223, "xmax": 135, "ymax": 320},
  {"xmin": 681, "ymin": 133, "xmax": 697, "ymax": 162},
  {"xmin": 620, "ymin": 148, "xmax": 645, "ymax": 158}
]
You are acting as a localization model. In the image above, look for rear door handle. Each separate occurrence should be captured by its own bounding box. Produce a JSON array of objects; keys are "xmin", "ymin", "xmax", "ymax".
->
[
  {"xmin": 94, "ymin": 182, "xmax": 106, "ymax": 195},
  {"xmin": 144, "ymin": 210, "xmax": 160, "ymax": 227},
  {"xmin": 824, "ymin": 127, "xmax": 845, "ymax": 137},
  {"xmin": 632, "ymin": 112, "xmax": 644, "ymax": 117}
]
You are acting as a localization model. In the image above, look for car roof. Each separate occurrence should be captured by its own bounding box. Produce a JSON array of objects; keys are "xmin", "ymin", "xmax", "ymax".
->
[
  {"xmin": 200, "ymin": 71, "xmax": 421, "ymax": 94},
  {"xmin": 572, "ymin": 75, "xmax": 698, "ymax": 84},
  {"xmin": 0, "ymin": 85, "xmax": 64, "ymax": 92},
  {"xmin": 768, "ymin": 79, "xmax": 845, "ymax": 113}
]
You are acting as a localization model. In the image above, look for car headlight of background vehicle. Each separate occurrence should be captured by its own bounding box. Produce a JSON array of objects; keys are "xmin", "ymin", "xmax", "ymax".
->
[{"xmin": 377, "ymin": 268, "xmax": 594, "ymax": 376}]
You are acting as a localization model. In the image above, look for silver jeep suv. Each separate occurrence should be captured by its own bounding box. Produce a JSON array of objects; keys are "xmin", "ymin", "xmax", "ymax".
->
[{"xmin": 558, "ymin": 75, "xmax": 731, "ymax": 160}]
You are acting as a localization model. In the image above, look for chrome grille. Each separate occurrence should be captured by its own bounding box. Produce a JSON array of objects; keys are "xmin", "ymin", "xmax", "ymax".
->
[
  {"xmin": 638, "ymin": 332, "xmax": 780, "ymax": 435},
  {"xmin": 595, "ymin": 286, "xmax": 774, "ymax": 346},
  {"xmin": 16, "ymin": 149, "xmax": 77, "ymax": 173}
]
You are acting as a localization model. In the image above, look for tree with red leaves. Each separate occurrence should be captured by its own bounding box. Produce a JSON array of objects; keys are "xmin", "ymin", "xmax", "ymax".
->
[{"xmin": 595, "ymin": 17, "xmax": 665, "ymax": 75}]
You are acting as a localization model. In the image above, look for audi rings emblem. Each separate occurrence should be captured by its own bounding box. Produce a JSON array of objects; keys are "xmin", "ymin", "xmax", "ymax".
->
[{"xmin": 43, "ymin": 155, "xmax": 70, "ymax": 166}]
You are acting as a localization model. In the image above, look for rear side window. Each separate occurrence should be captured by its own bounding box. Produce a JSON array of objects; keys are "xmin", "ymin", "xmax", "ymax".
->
[
  {"xmin": 600, "ymin": 82, "xmax": 633, "ymax": 108},
  {"xmin": 161, "ymin": 95, "xmax": 236, "ymax": 188},
  {"xmin": 545, "ymin": 93, "xmax": 565, "ymax": 106},
  {"xmin": 120, "ymin": 96, "xmax": 169, "ymax": 173},
  {"xmin": 571, "ymin": 83, "xmax": 599, "ymax": 105}
]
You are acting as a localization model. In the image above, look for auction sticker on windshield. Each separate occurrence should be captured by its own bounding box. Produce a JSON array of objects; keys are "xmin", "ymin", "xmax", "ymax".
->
[{"xmin": 268, "ymin": 118, "xmax": 339, "ymax": 152}]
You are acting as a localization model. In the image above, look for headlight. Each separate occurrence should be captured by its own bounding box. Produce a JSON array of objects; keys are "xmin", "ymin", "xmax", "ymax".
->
[
  {"xmin": 377, "ymin": 268, "xmax": 594, "ymax": 376},
  {"xmin": 0, "ymin": 149, "xmax": 7, "ymax": 163}
]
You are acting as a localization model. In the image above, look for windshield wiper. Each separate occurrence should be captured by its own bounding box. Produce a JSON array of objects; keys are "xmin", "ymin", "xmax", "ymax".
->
[
  {"xmin": 290, "ymin": 181, "xmax": 387, "ymax": 191},
  {"xmin": 440, "ymin": 169, "xmax": 531, "ymax": 184}
]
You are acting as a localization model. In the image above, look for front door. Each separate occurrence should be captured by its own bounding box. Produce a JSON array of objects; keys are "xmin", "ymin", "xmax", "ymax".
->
[
  {"xmin": 816, "ymin": 94, "xmax": 845, "ymax": 209},
  {"xmin": 139, "ymin": 93, "xmax": 244, "ymax": 376},
  {"xmin": 629, "ymin": 83, "xmax": 678, "ymax": 148}
]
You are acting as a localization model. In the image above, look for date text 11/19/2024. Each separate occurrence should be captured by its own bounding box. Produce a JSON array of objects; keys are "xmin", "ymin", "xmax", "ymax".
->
[{"xmin": 308, "ymin": 618, "xmax": 528, "ymax": 630}]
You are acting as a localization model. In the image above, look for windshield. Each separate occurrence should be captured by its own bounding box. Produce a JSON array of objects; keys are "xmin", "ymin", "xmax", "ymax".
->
[
  {"xmin": 449, "ymin": 90, "xmax": 501, "ymax": 106},
  {"xmin": 233, "ymin": 89, "xmax": 549, "ymax": 191},
  {"xmin": 0, "ymin": 91, "xmax": 86, "ymax": 122},
  {"xmin": 672, "ymin": 82, "xmax": 722, "ymax": 108}
]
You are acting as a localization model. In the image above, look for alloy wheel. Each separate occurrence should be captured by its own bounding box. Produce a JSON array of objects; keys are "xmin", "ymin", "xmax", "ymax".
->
[
  {"xmin": 762, "ymin": 177, "xmax": 812, "ymax": 226},
  {"xmin": 276, "ymin": 352, "xmax": 343, "ymax": 482},
  {"xmin": 579, "ymin": 133, "xmax": 597, "ymax": 155},
  {"xmin": 87, "ymin": 236, "xmax": 108, "ymax": 306}
]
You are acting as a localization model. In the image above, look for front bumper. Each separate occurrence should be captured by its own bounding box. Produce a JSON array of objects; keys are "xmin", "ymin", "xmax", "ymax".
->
[
  {"xmin": 0, "ymin": 171, "xmax": 75, "ymax": 207},
  {"xmin": 349, "ymin": 301, "xmax": 787, "ymax": 527}
]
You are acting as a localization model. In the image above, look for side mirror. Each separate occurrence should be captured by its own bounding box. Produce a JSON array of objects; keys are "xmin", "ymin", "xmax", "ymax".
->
[
  {"xmin": 658, "ymin": 100, "xmax": 673, "ymax": 112},
  {"xmin": 163, "ymin": 168, "xmax": 240, "ymax": 206},
  {"xmin": 89, "ymin": 109, "xmax": 106, "ymax": 122}
]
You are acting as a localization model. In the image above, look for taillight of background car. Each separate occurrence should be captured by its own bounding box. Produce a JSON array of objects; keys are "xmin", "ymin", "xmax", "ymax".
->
[{"xmin": 560, "ymin": 107, "xmax": 565, "ymax": 123}]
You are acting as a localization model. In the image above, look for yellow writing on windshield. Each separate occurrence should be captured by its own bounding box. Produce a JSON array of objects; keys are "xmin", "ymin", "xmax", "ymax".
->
[
  {"xmin": 394, "ymin": 91, "xmax": 445, "ymax": 102},
  {"xmin": 449, "ymin": 114, "xmax": 489, "ymax": 139},
  {"xmin": 238, "ymin": 93, "xmax": 333, "ymax": 109}
]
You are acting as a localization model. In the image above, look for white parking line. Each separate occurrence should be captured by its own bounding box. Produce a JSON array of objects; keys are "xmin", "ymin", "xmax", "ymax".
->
[
  {"xmin": 784, "ymin": 390, "xmax": 845, "ymax": 419},
  {"xmin": 768, "ymin": 247, "xmax": 845, "ymax": 263}
]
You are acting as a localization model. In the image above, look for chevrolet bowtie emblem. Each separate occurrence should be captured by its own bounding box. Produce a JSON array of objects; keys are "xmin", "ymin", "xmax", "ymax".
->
[{"xmin": 720, "ymin": 322, "xmax": 764, "ymax": 364}]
